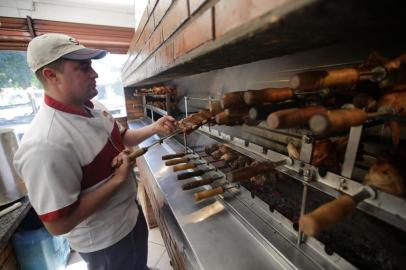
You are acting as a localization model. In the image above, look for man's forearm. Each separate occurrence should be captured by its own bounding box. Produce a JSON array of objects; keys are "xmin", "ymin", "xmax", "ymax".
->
[
  {"xmin": 43, "ymin": 174, "xmax": 125, "ymax": 235},
  {"xmin": 122, "ymin": 124, "xmax": 157, "ymax": 147}
]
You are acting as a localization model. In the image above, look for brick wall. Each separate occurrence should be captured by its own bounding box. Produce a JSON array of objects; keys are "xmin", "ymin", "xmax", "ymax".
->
[{"xmin": 122, "ymin": 0, "xmax": 286, "ymax": 86}]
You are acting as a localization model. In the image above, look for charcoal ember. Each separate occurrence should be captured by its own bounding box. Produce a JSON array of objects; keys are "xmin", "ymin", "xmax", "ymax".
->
[
  {"xmin": 318, "ymin": 216, "xmax": 405, "ymax": 270},
  {"xmin": 265, "ymin": 193, "xmax": 298, "ymax": 221},
  {"xmin": 204, "ymin": 144, "xmax": 219, "ymax": 155},
  {"xmin": 250, "ymin": 174, "xmax": 267, "ymax": 186},
  {"xmin": 250, "ymin": 171, "xmax": 278, "ymax": 188}
]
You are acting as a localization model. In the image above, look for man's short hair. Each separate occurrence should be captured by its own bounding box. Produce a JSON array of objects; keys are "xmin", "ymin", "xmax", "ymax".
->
[{"xmin": 35, "ymin": 58, "xmax": 66, "ymax": 87}]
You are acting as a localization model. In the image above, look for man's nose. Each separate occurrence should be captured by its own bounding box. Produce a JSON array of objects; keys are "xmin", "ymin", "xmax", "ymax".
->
[{"xmin": 90, "ymin": 66, "xmax": 98, "ymax": 78}]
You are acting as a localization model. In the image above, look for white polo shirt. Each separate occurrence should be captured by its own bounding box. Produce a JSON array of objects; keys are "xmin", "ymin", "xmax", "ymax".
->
[{"xmin": 14, "ymin": 95, "xmax": 139, "ymax": 253}]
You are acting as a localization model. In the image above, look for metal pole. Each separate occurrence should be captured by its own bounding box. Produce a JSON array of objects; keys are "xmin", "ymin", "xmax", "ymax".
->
[
  {"xmin": 142, "ymin": 96, "xmax": 147, "ymax": 117},
  {"xmin": 297, "ymin": 169, "xmax": 311, "ymax": 247},
  {"xmin": 184, "ymin": 96, "xmax": 189, "ymax": 153},
  {"xmin": 184, "ymin": 96, "xmax": 189, "ymax": 117},
  {"xmin": 165, "ymin": 93, "xmax": 171, "ymax": 115},
  {"xmin": 341, "ymin": 126, "xmax": 363, "ymax": 178}
]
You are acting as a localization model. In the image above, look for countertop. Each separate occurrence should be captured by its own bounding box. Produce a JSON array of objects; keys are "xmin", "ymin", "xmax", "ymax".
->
[{"xmin": 129, "ymin": 119, "xmax": 292, "ymax": 270}]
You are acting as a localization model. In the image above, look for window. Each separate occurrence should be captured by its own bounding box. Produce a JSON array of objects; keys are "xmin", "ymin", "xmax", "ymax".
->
[
  {"xmin": 92, "ymin": 54, "xmax": 127, "ymax": 117},
  {"xmin": 0, "ymin": 51, "xmax": 127, "ymax": 141}
]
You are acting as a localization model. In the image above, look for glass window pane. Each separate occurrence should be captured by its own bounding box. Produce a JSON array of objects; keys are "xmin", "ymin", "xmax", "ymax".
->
[{"xmin": 92, "ymin": 54, "xmax": 127, "ymax": 117}]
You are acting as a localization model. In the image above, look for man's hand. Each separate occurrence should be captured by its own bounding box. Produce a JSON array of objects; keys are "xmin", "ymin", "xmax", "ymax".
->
[
  {"xmin": 153, "ymin": 115, "xmax": 178, "ymax": 135},
  {"xmin": 111, "ymin": 151, "xmax": 133, "ymax": 184},
  {"xmin": 43, "ymin": 150, "xmax": 135, "ymax": 236}
]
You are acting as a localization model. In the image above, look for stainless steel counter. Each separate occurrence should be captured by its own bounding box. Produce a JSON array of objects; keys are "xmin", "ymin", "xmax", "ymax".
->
[{"xmin": 130, "ymin": 118, "xmax": 348, "ymax": 270}]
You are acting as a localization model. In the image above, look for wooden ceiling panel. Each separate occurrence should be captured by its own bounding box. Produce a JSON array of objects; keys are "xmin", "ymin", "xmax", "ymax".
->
[{"xmin": 0, "ymin": 16, "xmax": 134, "ymax": 54}]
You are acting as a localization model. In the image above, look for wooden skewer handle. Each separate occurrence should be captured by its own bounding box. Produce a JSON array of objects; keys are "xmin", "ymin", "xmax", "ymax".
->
[
  {"xmin": 226, "ymin": 162, "xmax": 274, "ymax": 182},
  {"xmin": 215, "ymin": 112, "xmax": 243, "ymax": 125},
  {"xmin": 162, "ymin": 152, "xmax": 187, "ymax": 160},
  {"xmin": 173, "ymin": 163, "xmax": 198, "ymax": 172},
  {"xmin": 309, "ymin": 108, "xmax": 368, "ymax": 135},
  {"xmin": 221, "ymin": 91, "xmax": 246, "ymax": 109},
  {"xmin": 194, "ymin": 187, "xmax": 225, "ymax": 201},
  {"xmin": 267, "ymin": 106, "xmax": 327, "ymax": 129},
  {"xmin": 299, "ymin": 195, "xmax": 357, "ymax": 236},
  {"xmin": 165, "ymin": 157, "xmax": 190, "ymax": 166},
  {"xmin": 182, "ymin": 177, "xmax": 216, "ymax": 190},
  {"xmin": 290, "ymin": 68, "xmax": 360, "ymax": 90},
  {"xmin": 243, "ymin": 88, "xmax": 294, "ymax": 105},
  {"xmin": 177, "ymin": 170, "xmax": 206, "ymax": 180},
  {"xmin": 224, "ymin": 107, "xmax": 250, "ymax": 117},
  {"xmin": 248, "ymin": 101, "xmax": 298, "ymax": 121},
  {"xmin": 129, "ymin": 147, "xmax": 148, "ymax": 161}
]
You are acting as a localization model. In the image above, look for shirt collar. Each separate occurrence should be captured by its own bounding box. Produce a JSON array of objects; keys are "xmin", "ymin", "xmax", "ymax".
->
[{"xmin": 44, "ymin": 94, "xmax": 93, "ymax": 117}]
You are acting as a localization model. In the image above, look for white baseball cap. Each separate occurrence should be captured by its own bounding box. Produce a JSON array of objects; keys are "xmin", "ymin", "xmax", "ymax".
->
[{"xmin": 27, "ymin": 33, "xmax": 107, "ymax": 72}]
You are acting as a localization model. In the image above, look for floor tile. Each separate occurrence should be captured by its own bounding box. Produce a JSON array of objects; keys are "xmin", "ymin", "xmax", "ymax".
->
[
  {"xmin": 147, "ymin": 242, "xmax": 166, "ymax": 268},
  {"xmin": 66, "ymin": 251, "xmax": 87, "ymax": 270},
  {"xmin": 66, "ymin": 231, "xmax": 168, "ymax": 270},
  {"xmin": 156, "ymin": 250, "xmax": 173, "ymax": 270},
  {"xmin": 149, "ymin": 227, "xmax": 165, "ymax": 246}
]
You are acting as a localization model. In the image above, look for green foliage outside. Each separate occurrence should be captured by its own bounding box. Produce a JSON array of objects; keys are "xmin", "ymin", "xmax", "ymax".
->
[{"xmin": 0, "ymin": 51, "xmax": 41, "ymax": 89}]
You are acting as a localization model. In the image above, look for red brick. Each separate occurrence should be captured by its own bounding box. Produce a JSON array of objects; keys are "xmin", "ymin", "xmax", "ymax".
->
[
  {"xmin": 135, "ymin": 7, "xmax": 149, "ymax": 42},
  {"xmin": 153, "ymin": 0, "xmax": 172, "ymax": 26},
  {"xmin": 161, "ymin": 0, "xmax": 189, "ymax": 41},
  {"xmin": 137, "ymin": 46, "xmax": 148, "ymax": 66},
  {"xmin": 149, "ymin": 25, "xmax": 163, "ymax": 54},
  {"xmin": 157, "ymin": 40, "xmax": 174, "ymax": 70},
  {"xmin": 188, "ymin": 0, "xmax": 207, "ymax": 15},
  {"xmin": 127, "ymin": 7, "xmax": 148, "ymax": 57},
  {"xmin": 141, "ymin": 16, "xmax": 155, "ymax": 45},
  {"xmin": 215, "ymin": 0, "xmax": 286, "ymax": 37},
  {"xmin": 124, "ymin": 53, "xmax": 137, "ymax": 73},
  {"xmin": 145, "ymin": 55, "xmax": 156, "ymax": 77},
  {"xmin": 174, "ymin": 8, "xmax": 213, "ymax": 59},
  {"xmin": 127, "ymin": 35, "xmax": 138, "ymax": 54}
]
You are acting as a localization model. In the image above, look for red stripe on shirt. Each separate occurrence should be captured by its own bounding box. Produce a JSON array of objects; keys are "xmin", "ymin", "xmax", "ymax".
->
[
  {"xmin": 44, "ymin": 94, "xmax": 92, "ymax": 117},
  {"xmin": 81, "ymin": 123, "xmax": 125, "ymax": 189},
  {"xmin": 39, "ymin": 200, "xmax": 79, "ymax": 222}
]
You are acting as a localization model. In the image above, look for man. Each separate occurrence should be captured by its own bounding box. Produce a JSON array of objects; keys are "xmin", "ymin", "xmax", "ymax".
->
[{"xmin": 13, "ymin": 33, "xmax": 177, "ymax": 270}]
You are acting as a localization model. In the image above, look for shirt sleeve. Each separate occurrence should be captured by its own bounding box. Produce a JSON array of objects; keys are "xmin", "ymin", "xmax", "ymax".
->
[{"xmin": 14, "ymin": 140, "xmax": 82, "ymax": 222}]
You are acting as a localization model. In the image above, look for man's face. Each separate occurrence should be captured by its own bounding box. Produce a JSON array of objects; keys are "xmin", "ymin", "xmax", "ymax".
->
[{"xmin": 57, "ymin": 60, "xmax": 99, "ymax": 104}]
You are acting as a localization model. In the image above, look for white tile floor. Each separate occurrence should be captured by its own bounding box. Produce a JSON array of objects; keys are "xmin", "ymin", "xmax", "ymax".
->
[{"xmin": 65, "ymin": 227, "xmax": 172, "ymax": 270}]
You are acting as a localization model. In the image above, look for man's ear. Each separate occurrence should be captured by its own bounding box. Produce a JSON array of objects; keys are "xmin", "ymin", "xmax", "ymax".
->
[{"xmin": 42, "ymin": 68, "xmax": 58, "ymax": 83}]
